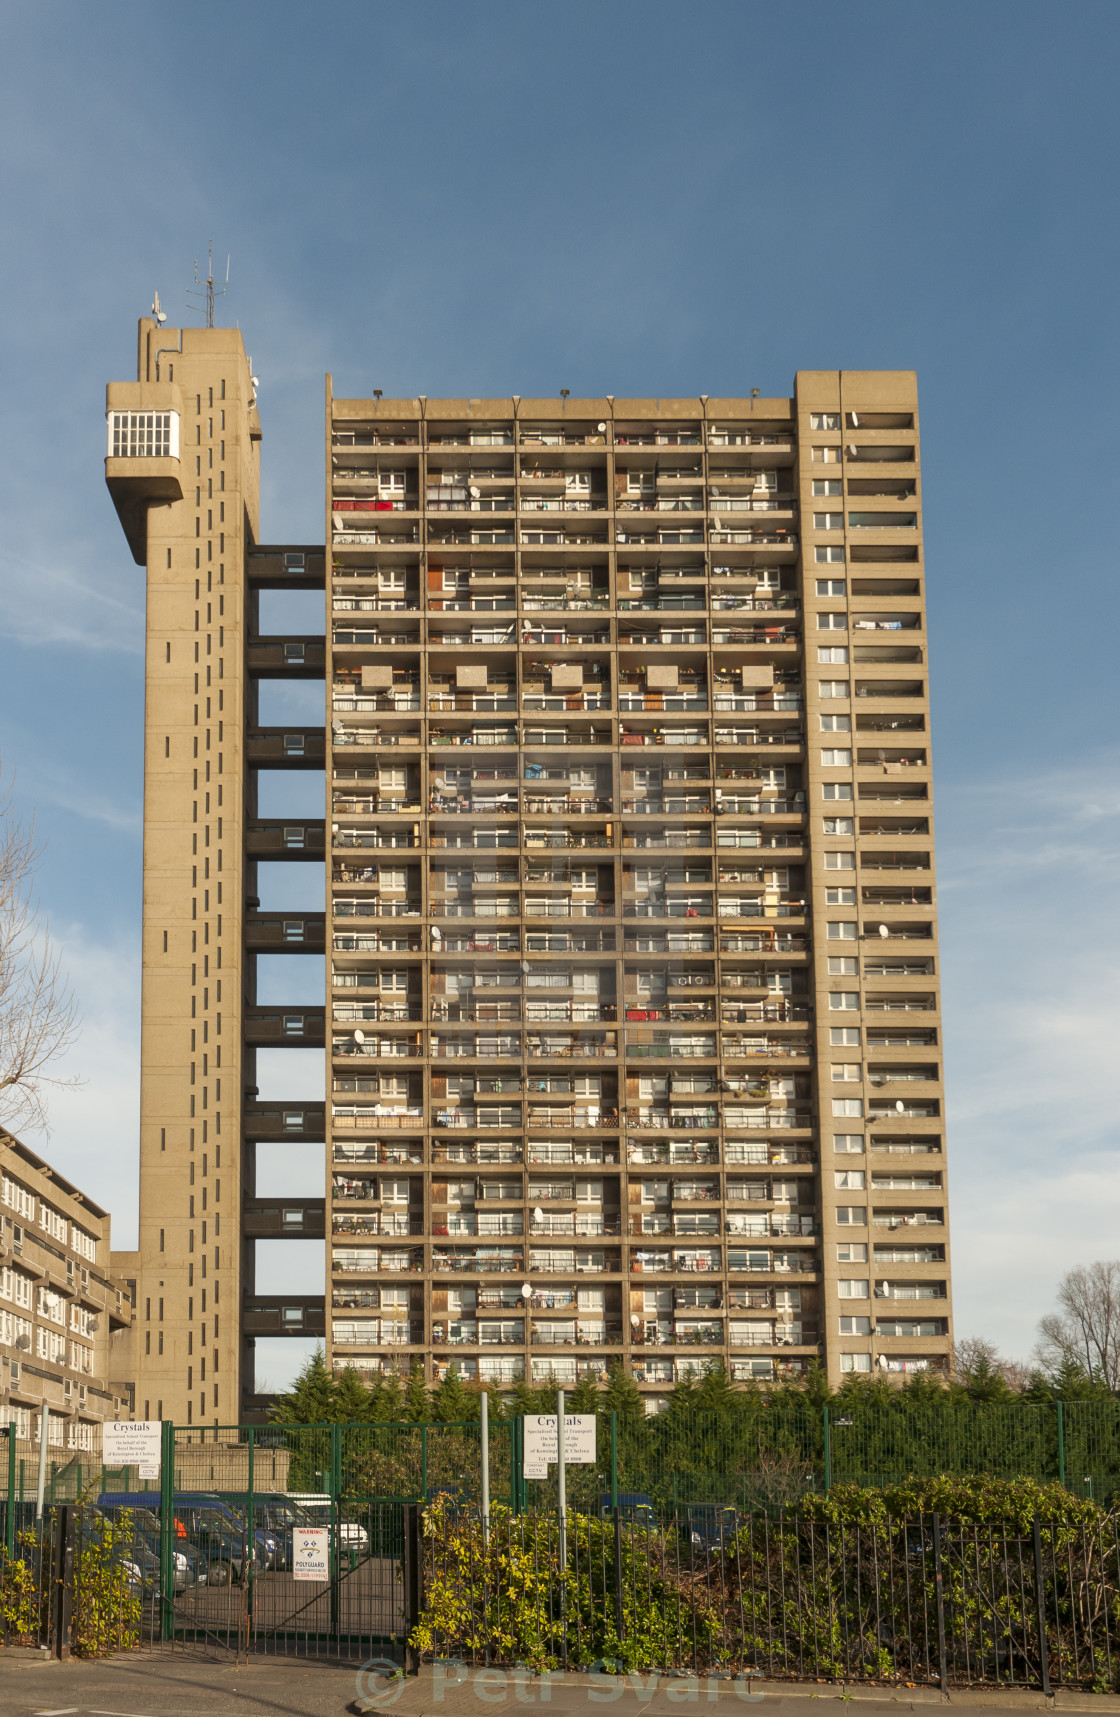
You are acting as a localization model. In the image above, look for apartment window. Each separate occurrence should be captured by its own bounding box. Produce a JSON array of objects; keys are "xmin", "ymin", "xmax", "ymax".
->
[
  {"xmin": 822, "ymin": 784, "xmax": 853, "ymax": 803},
  {"xmin": 833, "ymin": 1133, "xmax": 865, "ymax": 1151},
  {"xmin": 831, "ymin": 1065, "xmax": 862, "ymax": 1083},
  {"xmin": 820, "ymin": 715, "xmax": 850, "ymax": 734},
  {"xmin": 827, "ymin": 922, "xmax": 857, "ymax": 940},
  {"xmin": 826, "ymin": 887, "xmax": 856, "ymax": 904},
  {"xmin": 818, "ymin": 646, "xmax": 849, "ymax": 664},
  {"xmin": 830, "ymin": 1028, "xmax": 861, "ymax": 1046},
  {"xmin": 816, "ymin": 579, "xmax": 846, "ymax": 596},
  {"xmin": 816, "ymin": 546, "xmax": 846, "ymax": 563},
  {"xmin": 812, "ymin": 445, "xmax": 841, "ymax": 462},
  {"xmin": 108, "ymin": 411, "xmax": 178, "ymax": 458},
  {"xmin": 832, "ymin": 1098, "xmax": 864, "ymax": 1117},
  {"xmin": 840, "ymin": 1316, "xmax": 871, "ymax": 1335},
  {"xmin": 817, "ymin": 613, "xmax": 847, "ymax": 630},
  {"xmin": 841, "ymin": 1351, "xmax": 873, "ymax": 1372},
  {"xmin": 837, "ymin": 1242, "xmax": 868, "ymax": 1262},
  {"xmin": 814, "ymin": 513, "xmax": 844, "ymax": 531},
  {"xmin": 812, "ymin": 480, "xmax": 843, "ymax": 497},
  {"xmin": 829, "ymin": 992, "xmax": 860, "ymax": 1010},
  {"xmin": 828, "ymin": 957, "xmax": 858, "ymax": 975},
  {"xmin": 824, "ymin": 851, "xmax": 855, "ymax": 868},
  {"xmin": 836, "ymin": 1206, "xmax": 867, "ymax": 1226},
  {"xmin": 838, "ymin": 1280, "xmax": 870, "ymax": 1298},
  {"xmin": 821, "ymin": 749, "xmax": 852, "ymax": 767},
  {"xmin": 810, "ymin": 414, "xmax": 841, "ymax": 431},
  {"xmin": 818, "ymin": 681, "xmax": 850, "ymax": 698}
]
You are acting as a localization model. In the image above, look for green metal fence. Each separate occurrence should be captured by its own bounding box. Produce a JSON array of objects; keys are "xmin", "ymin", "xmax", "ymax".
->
[{"xmin": 8, "ymin": 1399, "xmax": 1120, "ymax": 1543}]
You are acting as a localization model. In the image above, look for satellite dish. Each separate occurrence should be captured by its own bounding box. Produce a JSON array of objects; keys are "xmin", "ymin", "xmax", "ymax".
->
[
  {"xmin": 520, "ymin": 1282, "xmax": 533, "ymax": 1299},
  {"xmin": 630, "ymin": 1313, "xmax": 641, "ymax": 1326},
  {"xmin": 849, "ymin": 413, "xmax": 859, "ymax": 428},
  {"xmin": 354, "ymin": 1029, "xmax": 365, "ymax": 1044},
  {"xmin": 597, "ymin": 422, "xmax": 607, "ymax": 433},
  {"xmin": 895, "ymin": 1099, "xmax": 905, "ymax": 1113},
  {"xmin": 533, "ymin": 1207, "xmax": 545, "ymax": 1223},
  {"xmin": 878, "ymin": 924, "xmax": 889, "ymax": 938},
  {"xmin": 470, "ymin": 485, "xmax": 481, "ymax": 498},
  {"xmin": 332, "ymin": 717, "xmax": 344, "ymax": 731}
]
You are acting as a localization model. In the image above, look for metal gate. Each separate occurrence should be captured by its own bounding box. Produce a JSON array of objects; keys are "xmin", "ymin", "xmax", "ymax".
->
[{"xmin": 156, "ymin": 1500, "xmax": 419, "ymax": 1660}]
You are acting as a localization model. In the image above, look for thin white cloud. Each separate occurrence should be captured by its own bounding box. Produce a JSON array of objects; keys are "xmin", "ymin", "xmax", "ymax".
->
[
  {"xmin": 0, "ymin": 550, "xmax": 144, "ymax": 655},
  {"xmin": 17, "ymin": 925, "xmax": 141, "ymax": 1251},
  {"xmin": 939, "ymin": 755, "xmax": 1120, "ymax": 1359}
]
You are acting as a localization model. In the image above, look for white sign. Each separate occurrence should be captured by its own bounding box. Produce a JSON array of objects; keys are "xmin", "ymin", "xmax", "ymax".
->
[
  {"xmin": 138, "ymin": 1462, "xmax": 161, "ymax": 1483},
  {"xmin": 522, "ymin": 1414, "xmax": 597, "ymax": 1471},
  {"xmin": 102, "ymin": 1420, "xmax": 162, "ymax": 1470},
  {"xmin": 293, "ymin": 1527, "xmax": 331, "ymax": 1582}
]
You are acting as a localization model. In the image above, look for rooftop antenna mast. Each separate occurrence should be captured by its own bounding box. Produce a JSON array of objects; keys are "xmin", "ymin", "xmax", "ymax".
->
[{"xmin": 187, "ymin": 241, "xmax": 230, "ymax": 328}]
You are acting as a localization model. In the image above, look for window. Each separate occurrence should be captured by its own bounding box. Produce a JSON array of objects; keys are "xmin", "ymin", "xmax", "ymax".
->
[
  {"xmin": 833, "ymin": 1133, "xmax": 865, "ymax": 1151},
  {"xmin": 829, "ymin": 992, "xmax": 860, "ymax": 1010},
  {"xmin": 814, "ymin": 513, "xmax": 844, "ymax": 531},
  {"xmin": 810, "ymin": 413, "xmax": 841, "ymax": 431},
  {"xmin": 816, "ymin": 578, "xmax": 846, "ymax": 596},
  {"xmin": 826, "ymin": 887, "xmax": 856, "ymax": 904},
  {"xmin": 812, "ymin": 445, "xmax": 841, "ymax": 462},
  {"xmin": 822, "ymin": 783, "xmax": 853, "ymax": 801},
  {"xmin": 815, "ymin": 546, "xmax": 845, "ymax": 563},
  {"xmin": 821, "ymin": 749, "xmax": 852, "ymax": 767},
  {"xmin": 819, "ymin": 681, "xmax": 850, "ymax": 699},
  {"xmin": 831, "ymin": 1065, "xmax": 861, "ymax": 1083},
  {"xmin": 812, "ymin": 480, "xmax": 843, "ymax": 497},
  {"xmin": 828, "ymin": 956, "xmax": 858, "ymax": 974},
  {"xmin": 823, "ymin": 817, "xmax": 854, "ymax": 834},
  {"xmin": 841, "ymin": 1351, "xmax": 872, "ymax": 1372},
  {"xmin": 830, "ymin": 1028, "xmax": 861, "ymax": 1046},
  {"xmin": 107, "ymin": 411, "xmax": 179, "ymax": 459},
  {"xmin": 840, "ymin": 1316, "xmax": 871, "ymax": 1335},
  {"xmin": 837, "ymin": 1242, "xmax": 868, "ymax": 1263},
  {"xmin": 820, "ymin": 715, "xmax": 851, "ymax": 733},
  {"xmin": 827, "ymin": 922, "xmax": 857, "ymax": 940},
  {"xmin": 838, "ymin": 1280, "xmax": 870, "ymax": 1298},
  {"xmin": 833, "ymin": 1098, "xmax": 864, "ymax": 1117},
  {"xmin": 817, "ymin": 613, "xmax": 847, "ymax": 630},
  {"xmin": 836, "ymin": 1206, "xmax": 867, "ymax": 1226},
  {"xmin": 824, "ymin": 851, "xmax": 855, "ymax": 869},
  {"xmin": 818, "ymin": 646, "xmax": 849, "ymax": 664}
]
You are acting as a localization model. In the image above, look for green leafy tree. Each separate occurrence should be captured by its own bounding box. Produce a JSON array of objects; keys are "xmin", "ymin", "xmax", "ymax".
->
[
  {"xmin": 333, "ymin": 1364, "xmax": 374, "ymax": 1421},
  {"xmin": 567, "ymin": 1372, "xmax": 602, "ymax": 1414},
  {"xmin": 403, "ymin": 1361, "xmax": 431, "ymax": 1423},
  {"xmin": 602, "ymin": 1362, "xmax": 644, "ymax": 1416},
  {"xmin": 431, "ymin": 1365, "xmax": 476, "ymax": 1423},
  {"xmin": 269, "ymin": 1347, "xmax": 335, "ymax": 1423}
]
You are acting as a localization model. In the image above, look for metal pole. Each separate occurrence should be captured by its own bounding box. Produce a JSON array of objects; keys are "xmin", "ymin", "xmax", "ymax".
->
[
  {"xmin": 160, "ymin": 1419, "xmax": 175, "ymax": 1643},
  {"xmin": 610, "ymin": 1410, "xmax": 619, "ymax": 1509},
  {"xmin": 1032, "ymin": 1516, "xmax": 1052, "ymax": 1695},
  {"xmin": 1056, "ymin": 1401, "xmax": 1066, "ymax": 1488},
  {"xmin": 34, "ymin": 1404, "xmax": 49, "ymax": 1520},
  {"xmin": 6, "ymin": 1423, "xmax": 15, "ymax": 1556},
  {"xmin": 822, "ymin": 1404, "xmax": 832, "ymax": 1493},
  {"xmin": 556, "ymin": 1389, "xmax": 567, "ymax": 1667},
  {"xmin": 480, "ymin": 1390, "xmax": 490, "ymax": 1545},
  {"xmin": 556, "ymin": 1389, "xmax": 567, "ymax": 1567}
]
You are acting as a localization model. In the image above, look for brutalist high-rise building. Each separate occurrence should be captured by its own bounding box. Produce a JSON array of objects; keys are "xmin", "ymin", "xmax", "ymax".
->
[{"xmin": 106, "ymin": 316, "xmax": 952, "ymax": 1423}]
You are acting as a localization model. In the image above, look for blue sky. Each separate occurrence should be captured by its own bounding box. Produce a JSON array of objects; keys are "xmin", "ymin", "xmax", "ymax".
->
[{"xmin": 1, "ymin": 0, "xmax": 1118, "ymax": 1375}]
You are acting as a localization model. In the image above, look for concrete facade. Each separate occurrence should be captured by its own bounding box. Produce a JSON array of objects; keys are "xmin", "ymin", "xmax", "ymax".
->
[
  {"xmin": 0, "ymin": 1132, "xmax": 134, "ymax": 1443},
  {"xmin": 107, "ymin": 331, "xmax": 951, "ymax": 1420}
]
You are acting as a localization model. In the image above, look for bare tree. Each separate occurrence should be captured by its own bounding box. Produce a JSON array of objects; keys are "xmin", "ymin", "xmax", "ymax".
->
[
  {"xmin": 0, "ymin": 767, "xmax": 79, "ymax": 1134},
  {"xmin": 1035, "ymin": 1262, "xmax": 1120, "ymax": 1389},
  {"xmin": 954, "ymin": 1336, "xmax": 1029, "ymax": 1393}
]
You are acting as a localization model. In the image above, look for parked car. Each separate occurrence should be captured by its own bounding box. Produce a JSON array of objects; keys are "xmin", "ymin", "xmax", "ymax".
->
[
  {"xmin": 288, "ymin": 1493, "xmax": 371, "ymax": 1555},
  {"xmin": 597, "ymin": 1492, "xmax": 658, "ymax": 1526},
  {"xmin": 685, "ymin": 1505, "xmax": 740, "ymax": 1552},
  {"xmin": 97, "ymin": 1492, "xmax": 272, "ymax": 1586}
]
